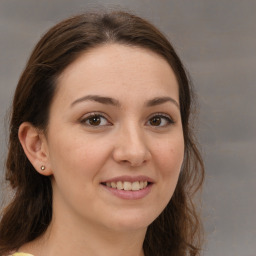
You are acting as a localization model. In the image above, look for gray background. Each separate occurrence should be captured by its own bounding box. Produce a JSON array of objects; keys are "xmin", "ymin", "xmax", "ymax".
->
[{"xmin": 0, "ymin": 1, "xmax": 255, "ymax": 255}]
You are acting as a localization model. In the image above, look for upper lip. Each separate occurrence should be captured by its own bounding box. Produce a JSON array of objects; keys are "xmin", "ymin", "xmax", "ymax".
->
[{"xmin": 101, "ymin": 175, "xmax": 155, "ymax": 183}]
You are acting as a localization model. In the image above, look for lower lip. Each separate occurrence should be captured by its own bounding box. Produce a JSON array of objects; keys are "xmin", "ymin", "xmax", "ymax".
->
[{"xmin": 102, "ymin": 184, "xmax": 153, "ymax": 200}]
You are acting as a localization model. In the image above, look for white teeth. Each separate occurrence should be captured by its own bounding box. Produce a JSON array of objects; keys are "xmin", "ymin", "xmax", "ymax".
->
[
  {"xmin": 116, "ymin": 181, "xmax": 123, "ymax": 190},
  {"xmin": 131, "ymin": 181, "xmax": 140, "ymax": 191},
  {"xmin": 123, "ymin": 181, "xmax": 132, "ymax": 191},
  {"xmin": 111, "ymin": 182, "xmax": 117, "ymax": 188},
  {"xmin": 105, "ymin": 181, "xmax": 149, "ymax": 190}
]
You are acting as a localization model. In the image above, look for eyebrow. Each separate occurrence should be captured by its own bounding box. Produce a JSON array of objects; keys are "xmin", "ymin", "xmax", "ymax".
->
[
  {"xmin": 71, "ymin": 95, "xmax": 179, "ymax": 109},
  {"xmin": 71, "ymin": 95, "xmax": 120, "ymax": 107},
  {"xmin": 145, "ymin": 96, "xmax": 180, "ymax": 108}
]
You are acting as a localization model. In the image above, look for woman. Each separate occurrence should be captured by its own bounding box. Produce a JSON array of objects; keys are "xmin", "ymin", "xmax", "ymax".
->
[{"xmin": 0, "ymin": 11, "xmax": 204, "ymax": 256}]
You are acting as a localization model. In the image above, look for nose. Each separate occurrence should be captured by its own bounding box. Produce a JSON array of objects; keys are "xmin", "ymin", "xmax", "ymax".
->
[{"xmin": 112, "ymin": 124, "xmax": 151, "ymax": 167}]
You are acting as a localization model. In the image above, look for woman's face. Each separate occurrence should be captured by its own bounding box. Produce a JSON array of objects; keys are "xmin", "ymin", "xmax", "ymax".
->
[{"xmin": 45, "ymin": 44, "xmax": 184, "ymax": 232}]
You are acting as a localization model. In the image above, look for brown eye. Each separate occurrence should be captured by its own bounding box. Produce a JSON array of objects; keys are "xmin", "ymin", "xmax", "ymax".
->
[
  {"xmin": 88, "ymin": 116, "xmax": 101, "ymax": 126},
  {"xmin": 150, "ymin": 117, "xmax": 162, "ymax": 126},
  {"xmin": 81, "ymin": 114, "xmax": 110, "ymax": 127},
  {"xmin": 148, "ymin": 114, "xmax": 174, "ymax": 127}
]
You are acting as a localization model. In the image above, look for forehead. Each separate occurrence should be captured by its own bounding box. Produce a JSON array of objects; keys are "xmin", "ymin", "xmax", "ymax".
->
[{"xmin": 55, "ymin": 43, "xmax": 179, "ymax": 107}]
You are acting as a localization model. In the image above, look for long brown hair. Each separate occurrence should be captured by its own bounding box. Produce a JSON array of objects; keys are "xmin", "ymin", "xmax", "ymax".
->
[{"xmin": 0, "ymin": 11, "xmax": 204, "ymax": 256}]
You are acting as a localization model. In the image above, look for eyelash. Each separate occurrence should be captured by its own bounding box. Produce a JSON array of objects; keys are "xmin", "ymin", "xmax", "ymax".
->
[
  {"xmin": 147, "ymin": 113, "xmax": 174, "ymax": 127},
  {"xmin": 80, "ymin": 112, "xmax": 174, "ymax": 128},
  {"xmin": 80, "ymin": 112, "xmax": 111, "ymax": 127}
]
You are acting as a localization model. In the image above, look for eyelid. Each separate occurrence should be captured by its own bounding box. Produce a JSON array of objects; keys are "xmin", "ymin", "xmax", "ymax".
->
[
  {"xmin": 149, "ymin": 112, "xmax": 173, "ymax": 120},
  {"xmin": 146, "ymin": 112, "xmax": 175, "ymax": 127},
  {"xmin": 79, "ymin": 111, "xmax": 175, "ymax": 127},
  {"xmin": 150, "ymin": 112, "xmax": 174, "ymax": 120},
  {"xmin": 80, "ymin": 112, "xmax": 112, "ymax": 126}
]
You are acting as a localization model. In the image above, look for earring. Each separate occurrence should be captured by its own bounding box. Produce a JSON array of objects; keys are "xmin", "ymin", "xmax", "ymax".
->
[{"xmin": 41, "ymin": 165, "xmax": 45, "ymax": 171}]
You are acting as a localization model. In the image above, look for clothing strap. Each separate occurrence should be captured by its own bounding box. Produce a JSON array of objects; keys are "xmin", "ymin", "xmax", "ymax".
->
[{"xmin": 11, "ymin": 253, "xmax": 34, "ymax": 256}]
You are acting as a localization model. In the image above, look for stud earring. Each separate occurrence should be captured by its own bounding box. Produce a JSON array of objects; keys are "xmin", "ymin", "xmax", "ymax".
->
[{"xmin": 41, "ymin": 165, "xmax": 45, "ymax": 171}]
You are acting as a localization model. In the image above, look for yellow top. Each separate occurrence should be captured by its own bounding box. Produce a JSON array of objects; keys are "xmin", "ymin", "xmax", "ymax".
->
[{"xmin": 11, "ymin": 253, "xmax": 34, "ymax": 256}]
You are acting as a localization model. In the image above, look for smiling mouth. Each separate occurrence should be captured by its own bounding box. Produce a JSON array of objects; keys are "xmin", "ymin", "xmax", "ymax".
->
[{"xmin": 101, "ymin": 181, "xmax": 151, "ymax": 191}]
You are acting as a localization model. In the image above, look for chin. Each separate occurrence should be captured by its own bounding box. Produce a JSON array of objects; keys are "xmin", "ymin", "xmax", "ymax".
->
[{"xmin": 103, "ymin": 210, "xmax": 157, "ymax": 232}]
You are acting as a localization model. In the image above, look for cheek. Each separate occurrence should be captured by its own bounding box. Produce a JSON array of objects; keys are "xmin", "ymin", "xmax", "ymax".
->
[
  {"xmin": 155, "ymin": 137, "xmax": 184, "ymax": 173},
  {"xmin": 163, "ymin": 147, "xmax": 184, "ymax": 171},
  {"xmin": 146, "ymin": 136, "xmax": 184, "ymax": 219},
  {"xmin": 48, "ymin": 131, "xmax": 111, "ymax": 180},
  {"xmin": 153, "ymin": 136, "xmax": 184, "ymax": 197}
]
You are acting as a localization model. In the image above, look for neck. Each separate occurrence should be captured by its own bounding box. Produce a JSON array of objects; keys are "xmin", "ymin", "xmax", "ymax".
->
[{"xmin": 19, "ymin": 211, "xmax": 146, "ymax": 256}]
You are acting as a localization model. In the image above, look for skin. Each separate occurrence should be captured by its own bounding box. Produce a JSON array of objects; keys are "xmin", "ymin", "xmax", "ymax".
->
[{"xmin": 18, "ymin": 44, "xmax": 184, "ymax": 256}]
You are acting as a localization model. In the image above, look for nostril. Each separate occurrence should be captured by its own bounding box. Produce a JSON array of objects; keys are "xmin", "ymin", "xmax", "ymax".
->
[{"xmin": 112, "ymin": 140, "xmax": 151, "ymax": 167}]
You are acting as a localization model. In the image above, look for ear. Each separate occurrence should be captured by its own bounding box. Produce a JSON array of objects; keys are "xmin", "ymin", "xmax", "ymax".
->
[{"xmin": 18, "ymin": 122, "xmax": 52, "ymax": 176}]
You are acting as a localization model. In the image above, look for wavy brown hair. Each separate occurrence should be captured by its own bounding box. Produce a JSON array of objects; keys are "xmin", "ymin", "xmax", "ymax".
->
[{"xmin": 0, "ymin": 11, "xmax": 204, "ymax": 256}]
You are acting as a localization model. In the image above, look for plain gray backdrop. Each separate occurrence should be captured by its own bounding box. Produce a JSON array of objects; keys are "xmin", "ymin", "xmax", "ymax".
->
[{"xmin": 0, "ymin": 1, "xmax": 255, "ymax": 255}]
